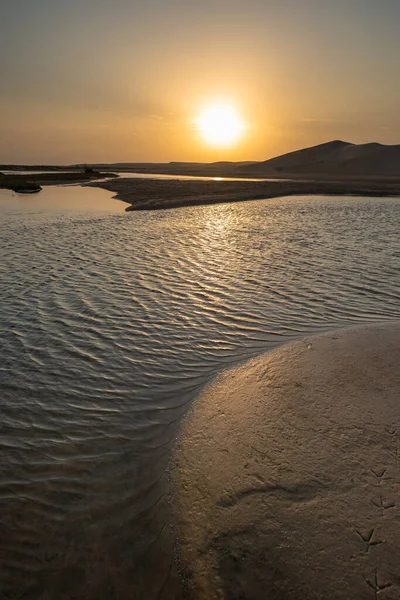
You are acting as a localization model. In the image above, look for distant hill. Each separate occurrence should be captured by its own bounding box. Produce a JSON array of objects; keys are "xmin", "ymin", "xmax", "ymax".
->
[
  {"xmin": 90, "ymin": 141, "xmax": 400, "ymax": 179},
  {"xmin": 4, "ymin": 140, "xmax": 399, "ymax": 180},
  {"xmin": 239, "ymin": 140, "xmax": 400, "ymax": 178}
]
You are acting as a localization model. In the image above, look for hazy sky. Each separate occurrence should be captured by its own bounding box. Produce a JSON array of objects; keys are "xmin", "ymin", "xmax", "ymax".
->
[{"xmin": 1, "ymin": 0, "xmax": 399, "ymax": 163}]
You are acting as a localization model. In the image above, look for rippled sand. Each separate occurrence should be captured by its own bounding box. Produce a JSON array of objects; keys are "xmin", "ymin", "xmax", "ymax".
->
[{"xmin": 173, "ymin": 323, "xmax": 400, "ymax": 600}]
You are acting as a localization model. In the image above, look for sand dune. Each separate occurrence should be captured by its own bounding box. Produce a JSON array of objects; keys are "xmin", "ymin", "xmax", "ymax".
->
[
  {"xmin": 4, "ymin": 140, "xmax": 399, "ymax": 180},
  {"xmin": 248, "ymin": 139, "xmax": 352, "ymax": 170},
  {"xmin": 3, "ymin": 140, "xmax": 399, "ymax": 182},
  {"xmin": 92, "ymin": 140, "xmax": 400, "ymax": 179},
  {"xmin": 240, "ymin": 140, "xmax": 400, "ymax": 177}
]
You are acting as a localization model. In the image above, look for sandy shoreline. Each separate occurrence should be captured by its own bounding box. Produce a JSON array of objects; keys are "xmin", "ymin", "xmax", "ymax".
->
[
  {"xmin": 88, "ymin": 177, "xmax": 400, "ymax": 211},
  {"xmin": 0, "ymin": 171, "xmax": 117, "ymax": 192},
  {"xmin": 2, "ymin": 171, "xmax": 400, "ymax": 209},
  {"xmin": 172, "ymin": 323, "xmax": 400, "ymax": 599}
]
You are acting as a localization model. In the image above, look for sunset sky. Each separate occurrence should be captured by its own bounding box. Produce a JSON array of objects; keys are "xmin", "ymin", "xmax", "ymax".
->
[{"xmin": 1, "ymin": 0, "xmax": 399, "ymax": 164}]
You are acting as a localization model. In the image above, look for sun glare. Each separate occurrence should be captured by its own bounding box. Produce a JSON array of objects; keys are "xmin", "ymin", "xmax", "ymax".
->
[{"xmin": 195, "ymin": 102, "xmax": 245, "ymax": 147}]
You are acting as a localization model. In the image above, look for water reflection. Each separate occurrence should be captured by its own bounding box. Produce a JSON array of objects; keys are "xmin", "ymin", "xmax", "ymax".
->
[
  {"xmin": 113, "ymin": 171, "xmax": 286, "ymax": 182},
  {"xmin": 0, "ymin": 193, "xmax": 399, "ymax": 598},
  {"xmin": 0, "ymin": 185, "xmax": 126, "ymax": 213}
]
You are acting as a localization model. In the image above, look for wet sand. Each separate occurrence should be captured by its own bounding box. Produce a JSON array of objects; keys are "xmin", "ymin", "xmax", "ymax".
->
[
  {"xmin": 89, "ymin": 177, "xmax": 400, "ymax": 210},
  {"xmin": 0, "ymin": 171, "xmax": 117, "ymax": 191},
  {"xmin": 172, "ymin": 323, "xmax": 400, "ymax": 599}
]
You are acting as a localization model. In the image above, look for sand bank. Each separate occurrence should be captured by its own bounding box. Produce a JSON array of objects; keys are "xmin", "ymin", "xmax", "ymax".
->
[
  {"xmin": 173, "ymin": 323, "xmax": 400, "ymax": 599},
  {"xmin": 89, "ymin": 177, "xmax": 400, "ymax": 211},
  {"xmin": 0, "ymin": 171, "xmax": 117, "ymax": 192}
]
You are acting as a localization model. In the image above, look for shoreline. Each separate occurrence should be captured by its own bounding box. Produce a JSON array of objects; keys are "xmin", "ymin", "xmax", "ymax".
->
[
  {"xmin": 0, "ymin": 171, "xmax": 118, "ymax": 193},
  {"xmin": 172, "ymin": 322, "xmax": 400, "ymax": 599},
  {"xmin": 87, "ymin": 177, "xmax": 400, "ymax": 211},
  {"xmin": 3, "ymin": 171, "xmax": 400, "ymax": 209}
]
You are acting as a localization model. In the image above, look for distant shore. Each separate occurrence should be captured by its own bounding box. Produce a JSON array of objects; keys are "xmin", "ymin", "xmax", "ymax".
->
[
  {"xmin": 88, "ymin": 176, "xmax": 400, "ymax": 211},
  {"xmin": 0, "ymin": 171, "xmax": 117, "ymax": 192},
  {"xmin": 3, "ymin": 169, "xmax": 400, "ymax": 210}
]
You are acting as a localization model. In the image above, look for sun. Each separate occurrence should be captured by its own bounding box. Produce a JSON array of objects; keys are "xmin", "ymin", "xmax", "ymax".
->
[{"xmin": 195, "ymin": 101, "xmax": 245, "ymax": 147}]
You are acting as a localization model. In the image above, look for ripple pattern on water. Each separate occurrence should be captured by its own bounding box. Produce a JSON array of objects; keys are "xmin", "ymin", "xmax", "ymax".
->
[{"xmin": 1, "ymin": 194, "xmax": 400, "ymax": 598}]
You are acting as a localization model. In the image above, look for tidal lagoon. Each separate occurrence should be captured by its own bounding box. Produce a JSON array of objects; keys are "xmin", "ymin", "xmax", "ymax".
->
[{"xmin": 1, "ymin": 186, "xmax": 400, "ymax": 598}]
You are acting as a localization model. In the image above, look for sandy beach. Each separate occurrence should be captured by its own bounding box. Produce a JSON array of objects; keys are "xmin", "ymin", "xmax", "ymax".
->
[
  {"xmin": 172, "ymin": 323, "xmax": 400, "ymax": 599},
  {"xmin": 89, "ymin": 177, "xmax": 400, "ymax": 211}
]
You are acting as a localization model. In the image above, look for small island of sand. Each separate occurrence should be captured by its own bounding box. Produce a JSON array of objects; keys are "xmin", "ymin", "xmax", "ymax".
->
[
  {"xmin": 172, "ymin": 323, "xmax": 400, "ymax": 599},
  {"xmin": 89, "ymin": 176, "xmax": 400, "ymax": 211},
  {"xmin": 83, "ymin": 140, "xmax": 400, "ymax": 211}
]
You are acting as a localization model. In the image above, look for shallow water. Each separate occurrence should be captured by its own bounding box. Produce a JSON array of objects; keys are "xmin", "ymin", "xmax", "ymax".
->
[
  {"xmin": 0, "ymin": 185, "xmax": 126, "ymax": 214},
  {"xmin": 113, "ymin": 171, "xmax": 284, "ymax": 182},
  {"xmin": 1, "ymin": 189, "xmax": 400, "ymax": 599},
  {"xmin": 1, "ymin": 168, "xmax": 286, "ymax": 182}
]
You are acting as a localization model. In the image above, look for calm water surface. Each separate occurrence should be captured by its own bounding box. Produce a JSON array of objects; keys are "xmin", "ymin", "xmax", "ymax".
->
[
  {"xmin": 113, "ymin": 171, "xmax": 283, "ymax": 182},
  {"xmin": 1, "ymin": 168, "xmax": 286, "ymax": 182},
  {"xmin": 1, "ymin": 186, "xmax": 400, "ymax": 599}
]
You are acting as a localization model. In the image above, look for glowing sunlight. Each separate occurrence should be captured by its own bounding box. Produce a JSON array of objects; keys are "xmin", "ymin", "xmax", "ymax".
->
[{"xmin": 195, "ymin": 101, "xmax": 245, "ymax": 147}]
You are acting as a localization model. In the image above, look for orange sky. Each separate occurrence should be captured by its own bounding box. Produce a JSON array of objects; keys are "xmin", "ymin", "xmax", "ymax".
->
[{"xmin": 1, "ymin": 0, "xmax": 399, "ymax": 164}]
